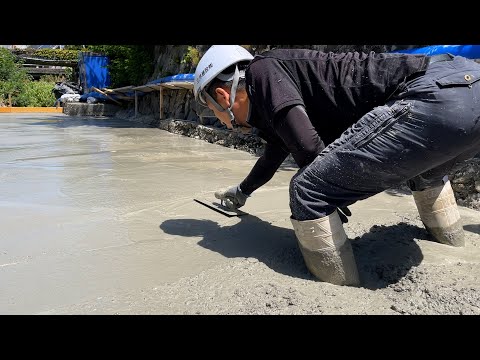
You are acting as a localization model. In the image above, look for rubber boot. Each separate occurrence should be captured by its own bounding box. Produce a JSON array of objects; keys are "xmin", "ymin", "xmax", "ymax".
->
[
  {"xmin": 290, "ymin": 210, "xmax": 360, "ymax": 286},
  {"xmin": 412, "ymin": 180, "xmax": 465, "ymax": 247}
]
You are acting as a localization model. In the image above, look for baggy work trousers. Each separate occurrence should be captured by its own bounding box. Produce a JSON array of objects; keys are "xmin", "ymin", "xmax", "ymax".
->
[{"xmin": 290, "ymin": 55, "xmax": 480, "ymax": 221}]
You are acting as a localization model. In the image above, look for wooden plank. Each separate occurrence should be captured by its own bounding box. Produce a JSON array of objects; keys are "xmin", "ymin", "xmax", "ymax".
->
[
  {"xmin": 0, "ymin": 107, "xmax": 63, "ymax": 113},
  {"xmin": 135, "ymin": 91, "xmax": 138, "ymax": 118},
  {"xmin": 99, "ymin": 88, "xmax": 134, "ymax": 100},
  {"xmin": 17, "ymin": 56, "xmax": 77, "ymax": 67},
  {"xmin": 159, "ymin": 87, "xmax": 163, "ymax": 120},
  {"xmin": 101, "ymin": 91, "xmax": 134, "ymax": 100},
  {"xmin": 132, "ymin": 84, "xmax": 159, "ymax": 92},
  {"xmin": 102, "ymin": 85, "xmax": 134, "ymax": 93},
  {"xmin": 160, "ymin": 81, "xmax": 194, "ymax": 89},
  {"xmin": 91, "ymin": 86, "xmax": 123, "ymax": 106},
  {"xmin": 25, "ymin": 68, "xmax": 67, "ymax": 75}
]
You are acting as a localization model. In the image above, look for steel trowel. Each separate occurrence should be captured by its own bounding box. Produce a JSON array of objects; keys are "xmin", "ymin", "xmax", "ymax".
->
[{"xmin": 194, "ymin": 197, "xmax": 248, "ymax": 217}]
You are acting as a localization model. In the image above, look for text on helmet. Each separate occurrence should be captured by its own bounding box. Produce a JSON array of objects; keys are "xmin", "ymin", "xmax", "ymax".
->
[{"xmin": 196, "ymin": 63, "xmax": 213, "ymax": 84}]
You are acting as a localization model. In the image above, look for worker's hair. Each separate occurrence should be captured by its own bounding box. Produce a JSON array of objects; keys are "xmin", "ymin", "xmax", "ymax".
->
[{"xmin": 205, "ymin": 61, "xmax": 249, "ymax": 102}]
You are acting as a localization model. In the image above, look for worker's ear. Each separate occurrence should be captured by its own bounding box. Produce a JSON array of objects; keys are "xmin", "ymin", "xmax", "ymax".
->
[{"xmin": 214, "ymin": 87, "xmax": 230, "ymax": 107}]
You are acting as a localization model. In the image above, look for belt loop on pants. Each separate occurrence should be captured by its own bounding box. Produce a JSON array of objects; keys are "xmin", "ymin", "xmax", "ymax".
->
[{"xmin": 428, "ymin": 53, "xmax": 454, "ymax": 66}]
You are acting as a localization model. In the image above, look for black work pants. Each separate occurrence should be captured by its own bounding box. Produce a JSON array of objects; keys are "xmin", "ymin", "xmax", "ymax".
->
[{"xmin": 290, "ymin": 55, "xmax": 480, "ymax": 221}]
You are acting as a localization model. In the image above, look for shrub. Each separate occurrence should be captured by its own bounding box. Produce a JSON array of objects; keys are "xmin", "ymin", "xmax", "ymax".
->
[
  {"xmin": 0, "ymin": 47, "xmax": 32, "ymax": 105},
  {"xmin": 15, "ymin": 80, "xmax": 56, "ymax": 107}
]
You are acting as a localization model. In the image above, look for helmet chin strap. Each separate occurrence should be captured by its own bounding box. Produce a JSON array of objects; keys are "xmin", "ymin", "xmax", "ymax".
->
[
  {"xmin": 225, "ymin": 66, "xmax": 240, "ymax": 127},
  {"xmin": 227, "ymin": 109, "xmax": 238, "ymax": 128},
  {"xmin": 202, "ymin": 65, "xmax": 242, "ymax": 128}
]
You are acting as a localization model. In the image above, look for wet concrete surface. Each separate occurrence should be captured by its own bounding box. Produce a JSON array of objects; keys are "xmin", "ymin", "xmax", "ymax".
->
[{"xmin": 1, "ymin": 113, "xmax": 479, "ymax": 315}]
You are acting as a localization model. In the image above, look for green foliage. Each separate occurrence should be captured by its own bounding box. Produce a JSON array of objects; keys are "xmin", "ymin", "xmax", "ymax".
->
[
  {"xmin": 12, "ymin": 48, "xmax": 79, "ymax": 61},
  {"xmin": 0, "ymin": 48, "xmax": 32, "ymax": 105},
  {"xmin": 181, "ymin": 46, "xmax": 200, "ymax": 68},
  {"xmin": 63, "ymin": 67, "xmax": 74, "ymax": 82},
  {"xmin": 39, "ymin": 74, "xmax": 65, "ymax": 83},
  {"xmin": 0, "ymin": 48, "xmax": 20, "ymax": 79},
  {"xmin": 33, "ymin": 49, "xmax": 79, "ymax": 61},
  {"xmin": 64, "ymin": 45, "xmax": 87, "ymax": 51},
  {"xmin": 15, "ymin": 80, "xmax": 56, "ymax": 107},
  {"xmin": 86, "ymin": 45, "xmax": 155, "ymax": 87}
]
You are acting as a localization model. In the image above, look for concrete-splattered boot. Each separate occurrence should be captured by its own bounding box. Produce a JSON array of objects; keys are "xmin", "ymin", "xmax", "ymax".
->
[
  {"xmin": 290, "ymin": 210, "xmax": 360, "ymax": 286},
  {"xmin": 412, "ymin": 180, "xmax": 465, "ymax": 247}
]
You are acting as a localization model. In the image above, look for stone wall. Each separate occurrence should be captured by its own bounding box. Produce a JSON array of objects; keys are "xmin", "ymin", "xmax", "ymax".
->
[
  {"xmin": 64, "ymin": 102, "xmax": 122, "ymax": 116},
  {"xmin": 132, "ymin": 86, "xmax": 221, "ymax": 131},
  {"xmin": 451, "ymin": 159, "xmax": 480, "ymax": 210}
]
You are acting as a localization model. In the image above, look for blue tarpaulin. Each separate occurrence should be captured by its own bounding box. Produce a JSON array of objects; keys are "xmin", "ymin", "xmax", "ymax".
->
[
  {"xmin": 147, "ymin": 73, "xmax": 195, "ymax": 85},
  {"xmin": 78, "ymin": 52, "xmax": 111, "ymax": 93},
  {"xmin": 391, "ymin": 45, "xmax": 480, "ymax": 59},
  {"xmin": 130, "ymin": 73, "xmax": 195, "ymax": 96},
  {"xmin": 79, "ymin": 92, "xmax": 114, "ymax": 103}
]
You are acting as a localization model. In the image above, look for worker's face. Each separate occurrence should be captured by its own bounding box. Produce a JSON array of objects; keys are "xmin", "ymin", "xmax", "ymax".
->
[{"xmin": 206, "ymin": 87, "xmax": 233, "ymax": 129}]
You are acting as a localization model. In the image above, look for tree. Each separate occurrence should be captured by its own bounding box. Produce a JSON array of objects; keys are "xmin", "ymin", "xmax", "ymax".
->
[
  {"xmin": 0, "ymin": 47, "xmax": 32, "ymax": 106},
  {"xmin": 87, "ymin": 45, "xmax": 155, "ymax": 87}
]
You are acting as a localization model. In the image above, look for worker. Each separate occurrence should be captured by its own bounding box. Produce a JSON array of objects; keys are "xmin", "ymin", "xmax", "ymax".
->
[{"xmin": 193, "ymin": 45, "xmax": 480, "ymax": 286}]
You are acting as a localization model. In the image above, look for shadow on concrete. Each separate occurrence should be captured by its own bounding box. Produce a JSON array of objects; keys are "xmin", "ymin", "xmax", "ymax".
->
[
  {"xmin": 25, "ymin": 116, "xmax": 154, "ymax": 129},
  {"xmin": 160, "ymin": 216, "xmax": 430, "ymax": 289},
  {"xmin": 353, "ymin": 222, "xmax": 427, "ymax": 290},
  {"xmin": 160, "ymin": 214, "xmax": 311, "ymax": 280},
  {"xmin": 464, "ymin": 223, "xmax": 480, "ymax": 235}
]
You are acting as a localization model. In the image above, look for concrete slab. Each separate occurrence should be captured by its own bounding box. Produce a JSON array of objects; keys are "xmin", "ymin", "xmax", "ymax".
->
[{"xmin": 1, "ymin": 113, "xmax": 479, "ymax": 315}]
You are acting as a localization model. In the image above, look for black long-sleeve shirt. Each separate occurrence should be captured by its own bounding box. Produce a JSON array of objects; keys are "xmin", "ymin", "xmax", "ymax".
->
[{"xmin": 239, "ymin": 49, "xmax": 429, "ymax": 195}]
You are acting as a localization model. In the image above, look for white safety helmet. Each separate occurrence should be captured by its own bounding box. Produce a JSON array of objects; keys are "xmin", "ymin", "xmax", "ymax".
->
[{"xmin": 193, "ymin": 45, "xmax": 253, "ymax": 122}]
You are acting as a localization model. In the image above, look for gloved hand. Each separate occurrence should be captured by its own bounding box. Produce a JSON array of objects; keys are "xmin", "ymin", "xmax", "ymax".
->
[
  {"xmin": 215, "ymin": 185, "xmax": 249, "ymax": 210},
  {"xmin": 337, "ymin": 206, "xmax": 352, "ymax": 224}
]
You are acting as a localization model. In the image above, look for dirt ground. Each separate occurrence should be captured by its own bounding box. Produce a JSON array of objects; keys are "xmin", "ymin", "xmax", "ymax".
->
[{"xmin": 1, "ymin": 113, "xmax": 479, "ymax": 315}]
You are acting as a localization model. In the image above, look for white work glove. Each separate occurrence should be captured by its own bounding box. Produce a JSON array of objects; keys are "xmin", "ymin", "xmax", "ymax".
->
[{"xmin": 215, "ymin": 185, "xmax": 249, "ymax": 210}]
